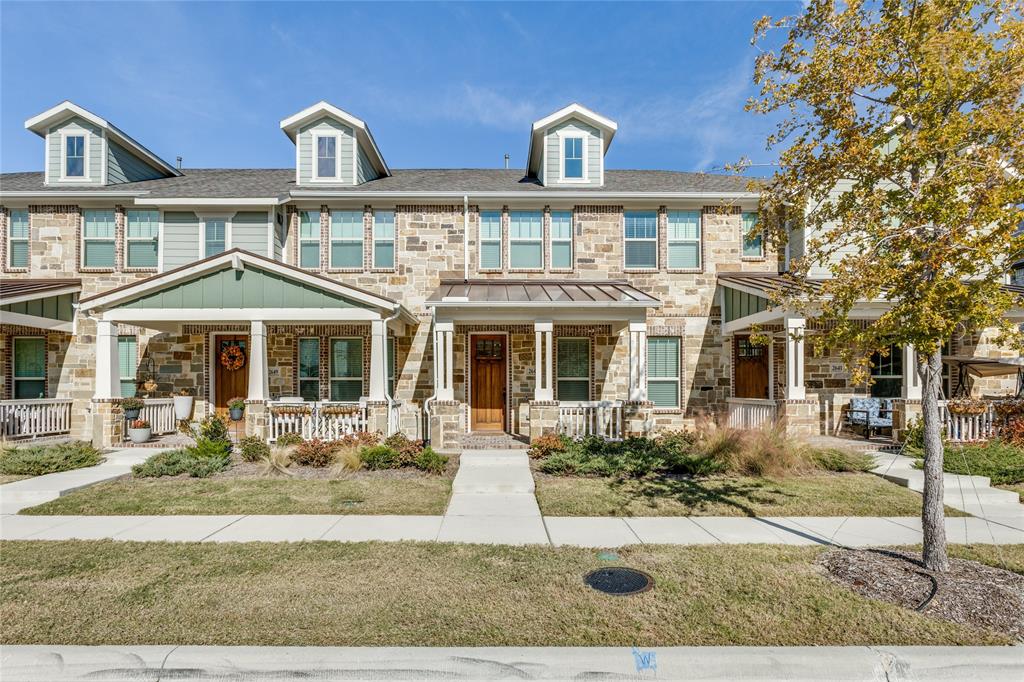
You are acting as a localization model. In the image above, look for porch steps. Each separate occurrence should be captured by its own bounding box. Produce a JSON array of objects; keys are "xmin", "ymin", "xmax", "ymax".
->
[{"xmin": 460, "ymin": 432, "xmax": 529, "ymax": 451}]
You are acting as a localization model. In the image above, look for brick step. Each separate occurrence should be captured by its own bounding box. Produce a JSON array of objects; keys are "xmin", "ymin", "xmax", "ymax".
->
[{"xmin": 461, "ymin": 432, "xmax": 529, "ymax": 451}]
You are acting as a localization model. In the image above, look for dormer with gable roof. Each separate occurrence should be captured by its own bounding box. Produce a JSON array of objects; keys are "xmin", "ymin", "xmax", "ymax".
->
[
  {"xmin": 526, "ymin": 103, "xmax": 617, "ymax": 188},
  {"xmin": 280, "ymin": 101, "xmax": 389, "ymax": 186},
  {"xmin": 24, "ymin": 101, "xmax": 180, "ymax": 186}
]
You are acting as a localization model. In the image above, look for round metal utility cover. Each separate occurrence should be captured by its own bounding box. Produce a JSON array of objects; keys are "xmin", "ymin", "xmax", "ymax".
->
[{"xmin": 584, "ymin": 567, "xmax": 654, "ymax": 596}]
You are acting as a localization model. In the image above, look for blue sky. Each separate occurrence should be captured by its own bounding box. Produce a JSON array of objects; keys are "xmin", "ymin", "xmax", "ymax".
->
[{"xmin": 1, "ymin": 1, "xmax": 798, "ymax": 175}]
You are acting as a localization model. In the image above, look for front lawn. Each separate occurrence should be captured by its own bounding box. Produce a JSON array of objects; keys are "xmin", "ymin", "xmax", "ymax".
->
[
  {"xmin": 1, "ymin": 540, "xmax": 1017, "ymax": 646},
  {"xmin": 534, "ymin": 471, "xmax": 954, "ymax": 517}
]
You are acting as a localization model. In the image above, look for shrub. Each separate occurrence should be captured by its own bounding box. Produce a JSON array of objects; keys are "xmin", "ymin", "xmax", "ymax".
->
[
  {"xmin": 383, "ymin": 432, "xmax": 424, "ymax": 466},
  {"xmin": 330, "ymin": 446, "xmax": 363, "ymax": 474},
  {"xmin": 132, "ymin": 447, "xmax": 228, "ymax": 478},
  {"xmin": 414, "ymin": 446, "xmax": 448, "ymax": 474},
  {"xmin": 335, "ymin": 431, "xmax": 381, "ymax": 449},
  {"xmin": 260, "ymin": 445, "xmax": 295, "ymax": 477},
  {"xmin": 238, "ymin": 436, "xmax": 270, "ymax": 463},
  {"xmin": 120, "ymin": 397, "xmax": 145, "ymax": 410},
  {"xmin": 0, "ymin": 441, "xmax": 103, "ymax": 476},
  {"xmin": 197, "ymin": 415, "xmax": 230, "ymax": 443},
  {"xmin": 1001, "ymin": 417, "xmax": 1024, "ymax": 447},
  {"xmin": 360, "ymin": 445, "xmax": 399, "ymax": 470},
  {"xmin": 934, "ymin": 439, "xmax": 1024, "ymax": 485},
  {"xmin": 292, "ymin": 438, "xmax": 336, "ymax": 467},
  {"xmin": 528, "ymin": 433, "xmax": 570, "ymax": 459},
  {"xmin": 191, "ymin": 436, "xmax": 232, "ymax": 460},
  {"xmin": 275, "ymin": 432, "xmax": 304, "ymax": 447},
  {"xmin": 811, "ymin": 448, "xmax": 874, "ymax": 472}
]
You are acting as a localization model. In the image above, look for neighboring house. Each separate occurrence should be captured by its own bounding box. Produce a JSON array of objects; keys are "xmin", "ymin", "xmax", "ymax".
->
[{"xmin": 0, "ymin": 100, "xmax": 1020, "ymax": 449}]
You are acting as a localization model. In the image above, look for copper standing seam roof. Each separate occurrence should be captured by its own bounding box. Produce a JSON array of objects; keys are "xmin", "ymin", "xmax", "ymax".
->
[
  {"xmin": 426, "ymin": 280, "xmax": 660, "ymax": 306},
  {"xmin": 0, "ymin": 278, "xmax": 81, "ymax": 302}
]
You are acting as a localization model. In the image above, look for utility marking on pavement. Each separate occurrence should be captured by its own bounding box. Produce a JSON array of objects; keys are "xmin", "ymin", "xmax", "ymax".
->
[{"xmin": 631, "ymin": 646, "xmax": 657, "ymax": 673}]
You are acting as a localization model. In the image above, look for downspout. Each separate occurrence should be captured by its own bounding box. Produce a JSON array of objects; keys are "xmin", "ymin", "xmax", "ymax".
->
[{"xmin": 382, "ymin": 305, "xmax": 401, "ymax": 436}]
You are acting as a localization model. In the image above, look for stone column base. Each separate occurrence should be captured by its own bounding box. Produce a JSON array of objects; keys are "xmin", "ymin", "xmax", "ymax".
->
[
  {"xmin": 776, "ymin": 399, "xmax": 818, "ymax": 437},
  {"xmin": 365, "ymin": 401, "xmax": 395, "ymax": 437},
  {"xmin": 892, "ymin": 399, "xmax": 922, "ymax": 442},
  {"xmin": 90, "ymin": 399, "xmax": 125, "ymax": 449},
  {"xmin": 244, "ymin": 401, "xmax": 270, "ymax": 440},
  {"xmin": 624, "ymin": 401, "xmax": 654, "ymax": 438},
  {"xmin": 528, "ymin": 401, "xmax": 560, "ymax": 442},
  {"xmin": 429, "ymin": 401, "xmax": 464, "ymax": 453}
]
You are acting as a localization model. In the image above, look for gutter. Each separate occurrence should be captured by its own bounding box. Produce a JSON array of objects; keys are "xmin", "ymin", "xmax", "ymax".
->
[
  {"xmin": 288, "ymin": 190, "xmax": 760, "ymax": 201},
  {"xmin": 0, "ymin": 191, "xmax": 148, "ymax": 199}
]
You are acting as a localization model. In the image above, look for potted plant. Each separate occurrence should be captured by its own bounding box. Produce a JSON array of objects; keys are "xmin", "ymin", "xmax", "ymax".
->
[
  {"xmin": 174, "ymin": 388, "xmax": 194, "ymax": 421},
  {"xmin": 127, "ymin": 418, "xmax": 151, "ymax": 444},
  {"xmin": 228, "ymin": 397, "xmax": 246, "ymax": 422},
  {"xmin": 121, "ymin": 396, "xmax": 145, "ymax": 420},
  {"xmin": 947, "ymin": 397, "xmax": 988, "ymax": 416}
]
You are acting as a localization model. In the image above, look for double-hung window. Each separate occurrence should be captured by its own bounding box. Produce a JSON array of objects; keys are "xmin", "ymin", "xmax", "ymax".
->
[
  {"xmin": 509, "ymin": 210, "xmax": 543, "ymax": 269},
  {"xmin": 204, "ymin": 218, "xmax": 226, "ymax": 256},
  {"xmin": 667, "ymin": 210, "xmax": 701, "ymax": 269},
  {"xmin": 330, "ymin": 210, "xmax": 363, "ymax": 269},
  {"xmin": 126, "ymin": 210, "xmax": 159, "ymax": 269},
  {"xmin": 550, "ymin": 211, "xmax": 573, "ymax": 269},
  {"xmin": 387, "ymin": 337, "xmax": 397, "ymax": 396},
  {"xmin": 315, "ymin": 135, "xmax": 337, "ymax": 179},
  {"xmin": 869, "ymin": 344, "xmax": 903, "ymax": 398},
  {"xmin": 64, "ymin": 135, "xmax": 85, "ymax": 178},
  {"xmin": 330, "ymin": 337, "xmax": 363, "ymax": 401},
  {"xmin": 742, "ymin": 211, "xmax": 763, "ymax": 258},
  {"xmin": 13, "ymin": 337, "xmax": 46, "ymax": 399},
  {"xmin": 118, "ymin": 335, "xmax": 137, "ymax": 398},
  {"xmin": 647, "ymin": 337, "xmax": 681, "ymax": 408},
  {"xmin": 298, "ymin": 337, "xmax": 321, "ymax": 401},
  {"xmin": 479, "ymin": 210, "xmax": 502, "ymax": 270},
  {"xmin": 563, "ymin": 136, "xmax": 584, "ymax": 179},
  {"xmin": 7, "ymin": 209, "xmax": 29, "ymax": 268},
  {"xmin": 82, "ymin": 209, "xmax": 116, "ymax": 268},
  {"xmin": 373, "ymin": 210, "xmax": 395, "ymax": 269},
  {"xmin": 556, "ymin": 337, "xmax": 590, "ymax": 402},
  {"xmin": 624, "ymin": 211, "xmax": 658, "ymax": 269},
  {"xmin": 299, "ymin": 210, "xmax": 320, "ymax": 268}
]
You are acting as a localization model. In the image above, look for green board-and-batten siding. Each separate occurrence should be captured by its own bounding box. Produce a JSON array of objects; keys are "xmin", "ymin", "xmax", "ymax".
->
[
  {"xmin": 2, "ymin": 293, "xmax": 77, "ymax": 322},
  {"xmin": 116, "ymin": 265, "xmax": 361, "ymax": 310},
  {"xmin": 231, "ymin": 211, "xmax": 270, "ymax": 256},
  {"xmin": 162, "ymin": 211, "xmax": 201, "ymax": 270},
  {"xmin": 722, "ymin": 286, "xmax": 768, "ymax": 323},
  {"xmin": 107, "ymin": 140, "xmax": 165, "ymax": 184}
]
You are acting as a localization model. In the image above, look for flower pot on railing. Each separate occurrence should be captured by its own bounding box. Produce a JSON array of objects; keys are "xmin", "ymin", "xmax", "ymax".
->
[
  {"xmin": 128, "ymin": 419, "xmax": 152, "ymax": 444},
  {"xmin": 228, "ymin": 397, "xmax": 246, "ymax": 422},
  {"xmin": 121, "ymin": 397, "xmax": 145, "ymax": 421},
  {"xmin": 174, "ymin": 393, "xmax": 194, "ymax": 421}
]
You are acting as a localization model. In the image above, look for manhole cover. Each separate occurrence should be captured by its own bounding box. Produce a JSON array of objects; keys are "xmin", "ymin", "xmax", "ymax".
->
[{"xmin": 584, "ymin": 567, "xmax": 654, "ymax": 596}]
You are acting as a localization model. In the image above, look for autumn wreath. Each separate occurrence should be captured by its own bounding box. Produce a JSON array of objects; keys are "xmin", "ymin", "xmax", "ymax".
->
[{"xmin": 220, "ymin": 345, "xmax": 246, "ymax": 371}]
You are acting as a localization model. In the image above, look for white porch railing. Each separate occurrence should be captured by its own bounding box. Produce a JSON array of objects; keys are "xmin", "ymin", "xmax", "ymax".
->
[
  {"xmin": 0, "ymin": 399, "xmax": 73, "ymax": 439},
  {"xmin": 558, "ymin": 401, "xmax": 623, "ymax": 441},
  {"xmin": 138, "ymin": 399, "xmax": 176, "ymax": 436},
  {"xmin": 268, "ymin": 402, "xmax": 368, "ymax": 442},
  {"xmin": 939, "ymin": 401, "xmax": 999, "ymax": 443},
  {"xmin": 727, "ymin": 398, "xmax": 777, "ymax": 430}
]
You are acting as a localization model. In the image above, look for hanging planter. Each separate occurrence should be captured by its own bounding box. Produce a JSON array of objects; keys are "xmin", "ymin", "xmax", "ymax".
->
[
  {"xmin": 228, "ymin": 397, "xmax": 246, "ymax": 422},
  {"xmin": 946, "ymin": 397, "xmax": 988, "ymax": 416},
  {"xmin": 994, "ymin": 399, "xmax": 1024, "ymax": 418}
]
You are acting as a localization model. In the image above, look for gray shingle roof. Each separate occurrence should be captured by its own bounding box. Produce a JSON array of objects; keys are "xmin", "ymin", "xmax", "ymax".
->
[{"xmin": 0, "ymin": 168, "xmax": 758, "ymax": 197}]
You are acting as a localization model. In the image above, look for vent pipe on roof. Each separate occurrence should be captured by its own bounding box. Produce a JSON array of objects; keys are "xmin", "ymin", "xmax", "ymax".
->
[
  {"xmin": 504, "ymin": 153, "xmax": 510, "ymax": 169},
  {"xmin": 176, "ymin": 156, "xmax": 182, "ymax": 170}
]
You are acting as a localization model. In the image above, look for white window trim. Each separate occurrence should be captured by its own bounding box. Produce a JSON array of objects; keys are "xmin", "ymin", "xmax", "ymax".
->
[
  {"xmin": 12, "ymin": 336, "xmax": 46, "ymax": 399},
  {"xmin": 125, "ymin": 210, "xmax": 160, "ymax": 269},
  {"xmin": 311, "ymin": 132, "xmax": 342, "ymax": 182},
  {"xmin": 80, "ymin": 210, "xmax": 117, "ymax": 270},
  {"xmin": 667, "ymin": 210, "xmax": 702, "ymax": 271},
  {"xmin": 298, "ymin": 210, "xmax": 321, "ymax": 269},
  {"xmin": 509, "ymin": 211, "xmax": 544, "ymax": 271},
  {"xmin": 478, "ymin": 209, "xmax": 503, "ymax": 271},
  {"xmin": 549, "ymin": 210, "xmax": 574, "ymax": 270},
  {"xmin": 556, "ymin": 336, "xmax": 591, "ymax": 404},
  {"xmin": 648, "ymin": 336, "xmax": 681, "ymax": 409},
  {"xmin": 329, "ymin": 336, "xmax": 364, "ymax": 402},
  {"xmin": 371, "ymin": 209, "xmax": 395, "ymax": 270},
  {"xmin": 200, "ymin": 214, "xmax": 232, "ymax": 259},
  {"xmin": 329, "ymin": 210, "xmax": 364, "ymax": 270},
  {"xmin": 59, "ymin": 130, "xmax": 90, "ymax": 182},
  {"xmin": 7, "ymin": 208, "xmax": 29, "ymax": 269},
  {"xmin": 559, "ymin": 132, "xmax": 588, "ymax": 183},
  {"xmin": 298, "ymin": 336, "xmax": 321, "ymax": 401},
  {"xmin": 623, "ymin": 211, "xmax": 659, "ymax": 270}
]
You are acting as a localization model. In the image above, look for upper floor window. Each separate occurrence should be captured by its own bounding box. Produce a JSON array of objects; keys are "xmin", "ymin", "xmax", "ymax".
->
[
  {"xmin": 373, "ymin": 210, "xmax": 395, "ymax": 269},
  {"xmin": 550, "ymin": 210, "xmax": 573, "ymax": 269},
  {"xmin": 315, "ymin": 135, "xmax": 337, "ymax": 179},
  {"xmin": 126, "ymin": 210, "xmax": 159, "ymax": 269},
  {"xmin": 563, "ymin": 136, "xmax": 584, "ymax": 179},
  {"xmin": 7, "ymin": 209, "xmax": 29, "ymax": 269},
  {"xmin": 667, "ymin": 210, "xmax": 701, "ymax": 269},
  {"xmin": 299, "ymin": 210, "xmax": 320, "ymax": 268},
  {"xmin": 742, "ymin": 211, "xmax": 763, "ymax": 258},
  {"xmin": 64, "ymin": 135, "xmax": 85, "ymax": 178},
  {"xmin": 330, "ymin": 210, "xmax": 363, "ymax": 269},
  {"xmin": 479, "ymin": 210, "xmax": 502, "ymax": 270},
  {"xmin": 509, "ymin": 210, "xmax": 543, "ymax": 269},
  {"xmin": 204, "ymin": 218, "xmax": 226, "ymax": 257},
  {"xmin": 624, "ymin": 211, "xmax": 658, "ymax": 269},
  {"xmin": 82, "ymin": 209, "xmax": 116, "ymax": 268}
]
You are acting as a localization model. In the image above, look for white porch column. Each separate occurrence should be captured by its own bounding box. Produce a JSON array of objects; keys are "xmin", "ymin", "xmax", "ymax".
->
[
  {"xmin": 94, "ymin": 318, "xmax": 121, "ymax": 400},
  {"xmin": 902, "ymin": 344, "xmax": 922, "ymax": 400},
  {"xmin": 784, "ymin": 315, "xmax": 806, "ymax": 400},
  {"xmin": 368, "ymin": 318, "xmax": 387, "ymax": 401},
  {"xmin": 434, "ymin": 320, "xmax": 455, "ymax": 401},
  {"xmin": 247, "ymin": 319, "xmax": 270, "ymax": 401},
  {"xmin": 628, "ymin": 321, "xmax": 648, "ymax": 402},
  {"xmin": 534, "ymin": 321, "xmax": 553, "ymax": 401}
]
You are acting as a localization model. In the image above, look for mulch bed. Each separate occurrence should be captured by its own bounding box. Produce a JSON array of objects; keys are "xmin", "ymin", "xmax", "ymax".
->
[{"xmin": 817, "ymin": 548, "xmax": 1024, "ymax": 641}]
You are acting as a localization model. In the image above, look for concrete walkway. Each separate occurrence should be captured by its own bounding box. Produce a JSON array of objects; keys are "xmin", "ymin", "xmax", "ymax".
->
[
  {"xmin": 2, "ymin": 645, "xmax": 1021, "ymax": 681},
  {"xmin": 0, "ymin": 448, "xmax": 162, "ymax": 515}
]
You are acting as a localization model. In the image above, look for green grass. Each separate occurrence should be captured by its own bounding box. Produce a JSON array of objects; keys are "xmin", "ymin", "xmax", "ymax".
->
[
  {"xmin": 1, "ymin": 540, "xmax": 1017, "ymax": 646},
  {"xmin": 0, "ymin": 475, "xmax": 29, "ymax": 485},
  {"xmin": 534, "ymin": 472, "xmax": 966, "ymax": 517},
  {"xmin": 20, "ymin": 477, "xmax": 452, "ymax": 516}
]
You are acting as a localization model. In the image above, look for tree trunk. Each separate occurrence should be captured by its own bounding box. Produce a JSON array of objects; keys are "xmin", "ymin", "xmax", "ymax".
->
[{"xmin": 920, "ymin": 346, "xmax": 949, "ymax": 572}]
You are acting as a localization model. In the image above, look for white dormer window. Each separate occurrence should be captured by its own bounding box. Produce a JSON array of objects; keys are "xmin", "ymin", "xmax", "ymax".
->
[
  {"xmin": 562, "ymin": 135, "xmax": 585, "ymax": 180},
  {"xmin": 315, "ymin": 134, "xmax": 338, "ymax": 180},
  {"xmin": 63, "ymin": 134, "xmax": 86, "ymax": 178}
]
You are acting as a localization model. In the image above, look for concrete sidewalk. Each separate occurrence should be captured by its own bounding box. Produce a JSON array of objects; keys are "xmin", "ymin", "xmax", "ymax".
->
[{"xmin": 2, "ymin": 644, "xmax": 1021, "ymax": 681}]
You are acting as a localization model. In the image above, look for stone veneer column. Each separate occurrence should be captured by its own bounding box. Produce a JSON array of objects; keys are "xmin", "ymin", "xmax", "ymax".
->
[
  {"xmin": 528, "ymin": 401, "xmax": 559, "ymax": 441},
  {"xmin": 429, "ymin": 400, "xmax": 464, "ymax": 452},
  {"xmin": 245, "ymin": 400, "xmax": 270, "ymax": 440}
]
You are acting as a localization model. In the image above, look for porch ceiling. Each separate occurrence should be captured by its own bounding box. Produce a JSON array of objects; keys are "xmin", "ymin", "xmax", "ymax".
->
[{"xmin": 0, "ymin": 278, "xmax": 80, "ymax": 332}]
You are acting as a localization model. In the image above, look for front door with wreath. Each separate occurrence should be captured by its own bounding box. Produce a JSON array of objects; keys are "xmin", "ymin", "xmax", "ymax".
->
[{"xmin": 214, "ymin": 334, "xmax": 249, "ymax": 416}]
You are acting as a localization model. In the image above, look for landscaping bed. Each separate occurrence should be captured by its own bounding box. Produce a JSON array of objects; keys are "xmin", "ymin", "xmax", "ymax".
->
[
  {"xmin": 1, "ymin": 541, "xmax": 1019, "ymax": 646},
  {"xmin": 0, "ymin": 441, "xmax": 103, "ymax": 480}
]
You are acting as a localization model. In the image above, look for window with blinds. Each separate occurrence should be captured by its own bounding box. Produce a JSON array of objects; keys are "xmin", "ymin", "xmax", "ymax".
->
[
  {"xmin": 373, "ymin": 210, "xmax": 395, "ymax": 269},
  {"xmin": 330, "ymin": 337, "xmax": 363, "ymax": 401},
  {"xmin": 299, "ymin": 210, "xmax": 320, "ymax": 268},
  {"xmin": 479, "ymin": 210, "xmax": 502, "ymax": 270},
  {"xmin": 667, "ymin": 210, "xmax": 701, "ymax": 269},
  {"xmin": 331, "ymin": 210, "xmax": 363, "ymax": 268},
  {"xmin": 126, "ymin": 210, "xmax": 159, "ymax": 268},
  {"xmin": 648, "ymin": 337, "xmax": 680, "ymax": 408},
  {"xmin": 8, "ymin": 209, "xmax": 29, "ymax": 268},
  {"xmin": 82, "ymin": 209, "xmax": 116, "ymax": 268},
  {"xmin": 509, "ymin": 210, "xmax": 543, "ymax": 269},
  {"xmin": 13, "ymin": 336, "xmax": 45, "ymax": 399},
  {"xmin": 742, "ymin": 212, "xmax": 763, "ymax": 258},
  {"xmin": 550, "ymin": 210, "xmax": 573, "ymax": 269},
  {"xmin": 624, "ymin": 211, "xmax": 658, "ymax": 268},
  {"xmin": 118, "ymin": 335, "xmax": 137, "ymax": 397},
  {"xmin": 556, "ymin": 337, "xmax": 590, "ymax": 402},
  {"xmin": 298, "ymin": 338, "xmax": 320, "ymax": 401}
]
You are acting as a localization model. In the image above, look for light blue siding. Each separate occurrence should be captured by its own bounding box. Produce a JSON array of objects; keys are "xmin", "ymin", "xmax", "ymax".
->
[
  {"xmin": 273, "ymin": 209, "xmax": 285, "ymax": 260},
  {"xmin": 163, "ymin": 211, "xmax": 200, "ymax": 270},
  {"xmin": 46, "ymin": 117, "xmax": 103, "ymax": 185},
  {"xmin": 232, "ymin": 211, "xmax": 269, "ymax": 256},
  {"xmin": 356, "ymin": 145, "xmax": 379, "ymax": 184},
  {"xmin": 297, "ymin": 117, "xmax": 355, "ymax": 185},
  {"xmin": 543, "ymin": 119, "xmax": 602, "ymax": 187},
  {"xmin": 107, "ymin": 140, "xmax": 164, "ymax": 184}
]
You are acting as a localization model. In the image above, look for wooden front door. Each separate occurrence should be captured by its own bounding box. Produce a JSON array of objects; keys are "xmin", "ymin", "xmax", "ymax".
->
[
  {"xmin": 734, "ymin": 335, "xmax": 769, "ymax": 399},
  {"xmin": 214, "ymin": 335, "xmax": 249, "ymax": 414},
  {"xmin": 470, "ymin": 335, "xmax": 507, "ymax": 431}
]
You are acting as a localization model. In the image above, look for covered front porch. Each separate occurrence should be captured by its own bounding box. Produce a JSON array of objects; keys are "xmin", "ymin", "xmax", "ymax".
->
[{"xmin": 424, "ymin": 279, "xmax": 662, "ymax": 450}]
